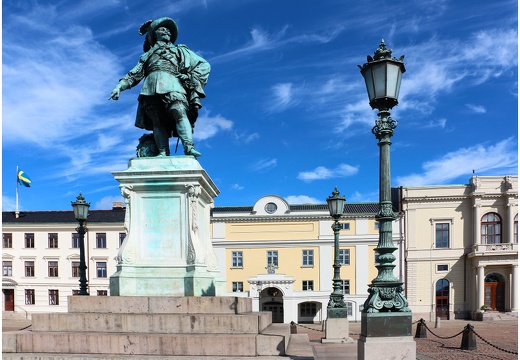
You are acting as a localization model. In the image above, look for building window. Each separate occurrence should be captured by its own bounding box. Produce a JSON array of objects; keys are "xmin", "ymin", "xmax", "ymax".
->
[
  {"xmin": 231, "ymin": 251, "xmax": 243, "ymax": 268},
  {"xmin": 25, "ymin": 289, "xmax": 35, "ymax": 305},
  {"xmin": 25, "ymin": 261, "xmax": 35, "ymax": 277},
  {"xmin": 232, "ymin": 282, "xmax": 243, "ymax": 292},
  {"xmin": 25, "ymin": 233, "xmax": 35, "ymax": 248},
  {"xmin": 300, "ymin": 302, "xmax": 317, "ymax": 317},
  {"xmin": 339, "ymin": 249, "xmax": 350, "ymax": 265},
  {"xmin": 346, "ymin": 302, "xmax": 353, "ymax": 316},
  {"xmin": 96, "ymin": 233, "xmax": 107, "ymax": 248},
  {"xmin": 97, "ymin": 290, "xmax": 108, "ymax": 296},
  {"xmin": 302, "ymin": 280, "xmax": 314, "ymax": 291},
  {"xmin": 267, "ymin": 250, "xmax": 278, "ymax": 267},
  {"xmin": 3, "ymin": 261, "xmax": 12, "ymax": 276},
  {"xmin": 72, "ymin": 233, "xmax": 80, "ymax": 248},
  {"xmin": 302, "ymin": 250, "xmax": 314, "ymax": 266},
  {"xmin": 48, "ymin": 233, "xmax": 58, "ymax": 248},
  {"xmin": 96, "ymin": 262, "xmax": 107, "ymax": 278},
  {"xmin": 265, "ymin": 202, "xmax": 277, "ymax": 214},
  {"xmin": 481, "ymin": 213, "xmax": 502, "ymax": 244},
  {"xmin": 340, "ymin": 222, "xmax": 350, "ymax": 230},
  {"xmin": 437, "ymin": 264, "xmax": 449, "ymax": 272},
  {"xmin": 72, "ymin": 261, "xmax": 80, "ymax": 277},
  {"xmin": 514, "ymin": 214, "xmax": 518, "ymax": 243},
  {"xmin": 341, "ymin": 280, "xmax": 350, "ymax": 294},
  {"xmin": 49, "ymin": 290, "xmax": 59, "ymax": 305},
  {"xmin": 3, "ymin": 233, "xmax": 12, "ymax": 248},
  {"xmin": 435, "ymin": 223, "xmax": 450, "ymax": 248},
  {"xmin": 48, "ymin": 261, "xmax": 59, "ymax": 277},
  {"xmin": 119, "ymin": 233, "xmax": 126, "ymax": 246}
]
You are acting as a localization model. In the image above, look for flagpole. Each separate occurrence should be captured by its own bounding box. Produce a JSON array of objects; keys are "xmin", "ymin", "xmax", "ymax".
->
[{"xmin": 15, "ymin": 165, "xmax": 19, "ymax": 218}]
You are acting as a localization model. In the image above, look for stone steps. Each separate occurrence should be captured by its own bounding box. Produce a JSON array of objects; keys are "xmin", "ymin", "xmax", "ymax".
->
[
  {"xmin": 31, "ymin": 312, "xmax": 271, "ymax": 334},
  {"xmin": 3, "ymin": 296, "xmax": 292, "ymax": 357}
]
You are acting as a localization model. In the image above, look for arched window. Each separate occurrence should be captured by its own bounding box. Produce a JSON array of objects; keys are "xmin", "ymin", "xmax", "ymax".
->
[
  {"xmin": 481, "ymin": 213, "xmax": 502, "ymax": 244},
  {"xmin": 514, "ymin": 214, "xmax": 518, "ymax": 243}
]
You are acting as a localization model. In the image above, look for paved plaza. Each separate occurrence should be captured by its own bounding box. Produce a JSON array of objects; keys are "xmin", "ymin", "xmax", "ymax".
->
[{"xmin": 3, "ymin": 317, "xmax": 518, "ymax": 359}]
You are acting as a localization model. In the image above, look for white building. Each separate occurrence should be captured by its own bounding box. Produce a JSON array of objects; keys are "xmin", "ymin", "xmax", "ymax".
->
[{"xmin": 401, "ymin": 175, "xmax": 518, "ymax": 320}]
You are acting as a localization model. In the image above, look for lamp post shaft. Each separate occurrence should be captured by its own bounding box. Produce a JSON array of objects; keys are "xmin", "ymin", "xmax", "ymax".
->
[
  {"xmin": 328, "ymin": 216, "xmax": 346, "ymax": 309},
  {"xmin": 77, "ymin": 219, "xmax": 89, "ymax": 296},
  {"xmin": 362, "ymin": 109, "xmax": 409, "ymax": 313}
]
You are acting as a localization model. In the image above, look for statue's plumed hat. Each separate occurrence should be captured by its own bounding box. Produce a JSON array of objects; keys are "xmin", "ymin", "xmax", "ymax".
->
[{"xmin": 139, "ymin": 17, "xmax": 178, "ymax": 52}]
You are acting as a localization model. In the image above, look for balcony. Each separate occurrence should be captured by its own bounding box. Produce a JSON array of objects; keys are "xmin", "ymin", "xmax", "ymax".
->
[{"xmin": 471, "ymin": 243, "xmax": 518, "ymax": 257}]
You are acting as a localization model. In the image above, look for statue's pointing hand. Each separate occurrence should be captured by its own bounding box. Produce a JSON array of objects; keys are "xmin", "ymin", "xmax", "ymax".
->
[{"xmin": 109, "ymin": 85, "xmax": 121, "ymax": 100}]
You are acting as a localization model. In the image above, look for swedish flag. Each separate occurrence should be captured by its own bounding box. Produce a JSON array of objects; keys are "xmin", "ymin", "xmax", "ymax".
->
[{"xmin": 17, "ymin": 170, "xmax": 31, "ymax": 187}]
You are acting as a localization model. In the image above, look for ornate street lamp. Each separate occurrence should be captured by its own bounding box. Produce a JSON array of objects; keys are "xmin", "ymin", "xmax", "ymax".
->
[
  {"xmin": 72, "ymin": 193, "xmax": 90, "ymax": 296},
  {"xmin": 326, "ymin": 187, "xmax": 346, "ymax": 310},
  {"xmin": 358, "ymin": 39, "xmax": 409, "ymax": 314}
]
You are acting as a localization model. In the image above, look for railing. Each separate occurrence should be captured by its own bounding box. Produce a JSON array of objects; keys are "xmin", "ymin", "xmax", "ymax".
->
[{"xmin": 415, "ymin": 318, "xmax": 518, "ymax": 355}]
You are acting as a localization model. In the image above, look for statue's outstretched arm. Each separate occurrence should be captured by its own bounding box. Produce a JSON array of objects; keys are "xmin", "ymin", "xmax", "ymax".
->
[{"xmin": 109, "ymin": 57, "xmax": 146, "ymax": 100}]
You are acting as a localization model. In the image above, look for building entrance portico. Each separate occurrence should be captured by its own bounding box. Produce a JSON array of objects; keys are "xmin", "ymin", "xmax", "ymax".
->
[{"xmin": 261, "ymin": 287, "xmax": 284, "ymax": 323}]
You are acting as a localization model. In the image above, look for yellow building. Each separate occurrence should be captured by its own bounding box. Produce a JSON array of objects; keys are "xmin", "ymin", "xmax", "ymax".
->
[{"xmin": 211, "ymin": 195, "xmax": 403, "ymax": 323}]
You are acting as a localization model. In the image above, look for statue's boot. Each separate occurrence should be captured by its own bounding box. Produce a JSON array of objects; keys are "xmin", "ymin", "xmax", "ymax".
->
[{"xmin": 184, "ymin": 144, "xmax": 201, "ymax": 157}]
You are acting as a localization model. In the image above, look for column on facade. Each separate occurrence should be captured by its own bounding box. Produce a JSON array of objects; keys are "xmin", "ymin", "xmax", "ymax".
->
[
  {"xmin": 512, "ymin": 265, "xmax": 518, "ymax": 312},
  {"xmin": 506, "ymin": 202, "xmax": 514, "ymax": 244},
  {"xmin": 477, "ymin": 265, "xmax": 485, "ymax": 309},
  {"xmin": 473, "ymin": 203, "xmax": 481, "ymax": 246}
]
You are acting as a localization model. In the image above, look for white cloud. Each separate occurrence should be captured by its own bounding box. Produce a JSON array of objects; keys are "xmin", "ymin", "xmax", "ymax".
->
[
  {"xmin": 231, "ymin": 184, "xmax": 244, "ymax": 191},
  {"xmin": 193, "ymin": 112, "xmax": 233, "ymax": 140},
  {"xmin": 396, "ymin": 138, "xmax": 518, "ymax": 186},
  {"xmin": 2, "ymin": 196, "xmax": 17, "ymax": 212},
  {"xmin": 249, "ymin": 158, "xmax": 277, "ymax": 172},
  {"xmin": 285, "ymin": 195, "xmax": 322, "ymax": 204},
  {"xmin": 465, "ymin": 104, "xmax": 486, "ymax": 114},
  {"xmin": 423, "ymin": 118, "xmax": 447, "ymax": 129},
  {"xmin": 297, "ymin": 163, "xmax": 359, "ymax": 182},
  {"xmin": 94, "ymin": 195, "xmax": 124, "ymax": 210}
]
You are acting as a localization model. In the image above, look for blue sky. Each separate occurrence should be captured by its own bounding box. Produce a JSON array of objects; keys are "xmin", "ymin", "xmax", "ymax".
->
[{"xmin": 3, "ymin": 0, "xmax": 518, "ymax": 211}]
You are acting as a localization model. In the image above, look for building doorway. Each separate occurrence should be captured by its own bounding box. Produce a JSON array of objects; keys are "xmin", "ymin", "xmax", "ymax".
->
[
  {"xmin": 484, "ymin": 273, "xmax": 505, "ymax": 311},
  {"xmin": 435, "ymin": 279, "xmax": 449, "ymax": 320},
  {"xmin": 3, "ymin": 289, "xmax": 14, "ymax": 311},
  {"xmin": 260, "ymin": 287, "xmax": 284, "ymax": 323}
]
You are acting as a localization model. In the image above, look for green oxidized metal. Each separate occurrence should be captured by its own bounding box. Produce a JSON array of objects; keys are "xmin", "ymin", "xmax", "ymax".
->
[{"xmin": 360, "ymin": 41, "xmax": 410, "ymax": 314}]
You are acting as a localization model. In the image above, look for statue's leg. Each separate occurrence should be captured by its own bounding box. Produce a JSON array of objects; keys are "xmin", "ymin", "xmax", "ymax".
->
[
  {"xmin": 148, "ymin": 106, "xmax": 170, "ymax": 156},
  {"xmin": 168, "ymin": 101, "xmax": 201, "ymax": 157}
]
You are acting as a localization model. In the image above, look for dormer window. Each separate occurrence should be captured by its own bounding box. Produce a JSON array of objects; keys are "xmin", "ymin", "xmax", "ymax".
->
[{"xmin": 265, "ymin": 202, "xmax": 277, "ymax": 214}]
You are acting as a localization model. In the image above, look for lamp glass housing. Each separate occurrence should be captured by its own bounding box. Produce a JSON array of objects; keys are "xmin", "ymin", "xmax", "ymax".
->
[
  {"xmin": 72, "ymin": 194, "xmax": 90, "ymax": 221},
  {"xmin": 361, "ymin": 59, "xmax": 404, "ymax": 110},
  {"xmin": 327, "ymin": 189, "xmax": 346, "ymax": 217}
]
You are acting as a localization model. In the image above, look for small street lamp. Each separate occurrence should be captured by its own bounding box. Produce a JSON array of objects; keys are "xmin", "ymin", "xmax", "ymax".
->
[
  {"xmin": 326, "ymin": 187, "xmax": 346, "ymax": 310},
  {"xmin": 358, "ymin": 39, "xmax": 409, "ymax": 313},
  {"xmin": 71, "ymin": 193, "xmax": 90, "ymax": 296}
]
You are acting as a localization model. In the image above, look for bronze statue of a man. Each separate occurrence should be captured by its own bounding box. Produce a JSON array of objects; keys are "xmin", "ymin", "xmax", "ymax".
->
[{"xmin": 109, "ymin": 17, "xmax": 210, "ymax": 157}]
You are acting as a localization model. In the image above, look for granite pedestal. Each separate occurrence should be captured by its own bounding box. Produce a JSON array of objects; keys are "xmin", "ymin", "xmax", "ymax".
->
[
  {"xmin": 109, "ymin": 156, "xmax": 224, "ymax": 296},
  {"xmin": 357, "ymin": 312, "xmax": 416, "ymax": 360}
]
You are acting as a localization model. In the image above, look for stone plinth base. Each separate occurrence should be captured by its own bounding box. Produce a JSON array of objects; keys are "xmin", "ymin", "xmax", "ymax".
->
[
  {"xmin": 358, "ymin": 312, "xmax": 416, "ymax": 360},
  {"xmin": 321, "ymin": 309, "xmax": 354, "ymax": 343},
  {"xmin": 110, "ymin": 266, "xmax": 225, "ymax": 296},
  {"xmin": 357, "ymin": 335, "xmax": 416, "ymax": 360}
]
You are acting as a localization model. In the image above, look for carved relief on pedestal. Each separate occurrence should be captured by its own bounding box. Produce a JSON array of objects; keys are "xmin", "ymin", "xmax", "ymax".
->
[
  {"xmin": 186, "ymin": 184, "xmax": 205, "ymax": 265},
  {"xmin": 116, "ymin": 185, "xmax": 135, "ymax": 265}
]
